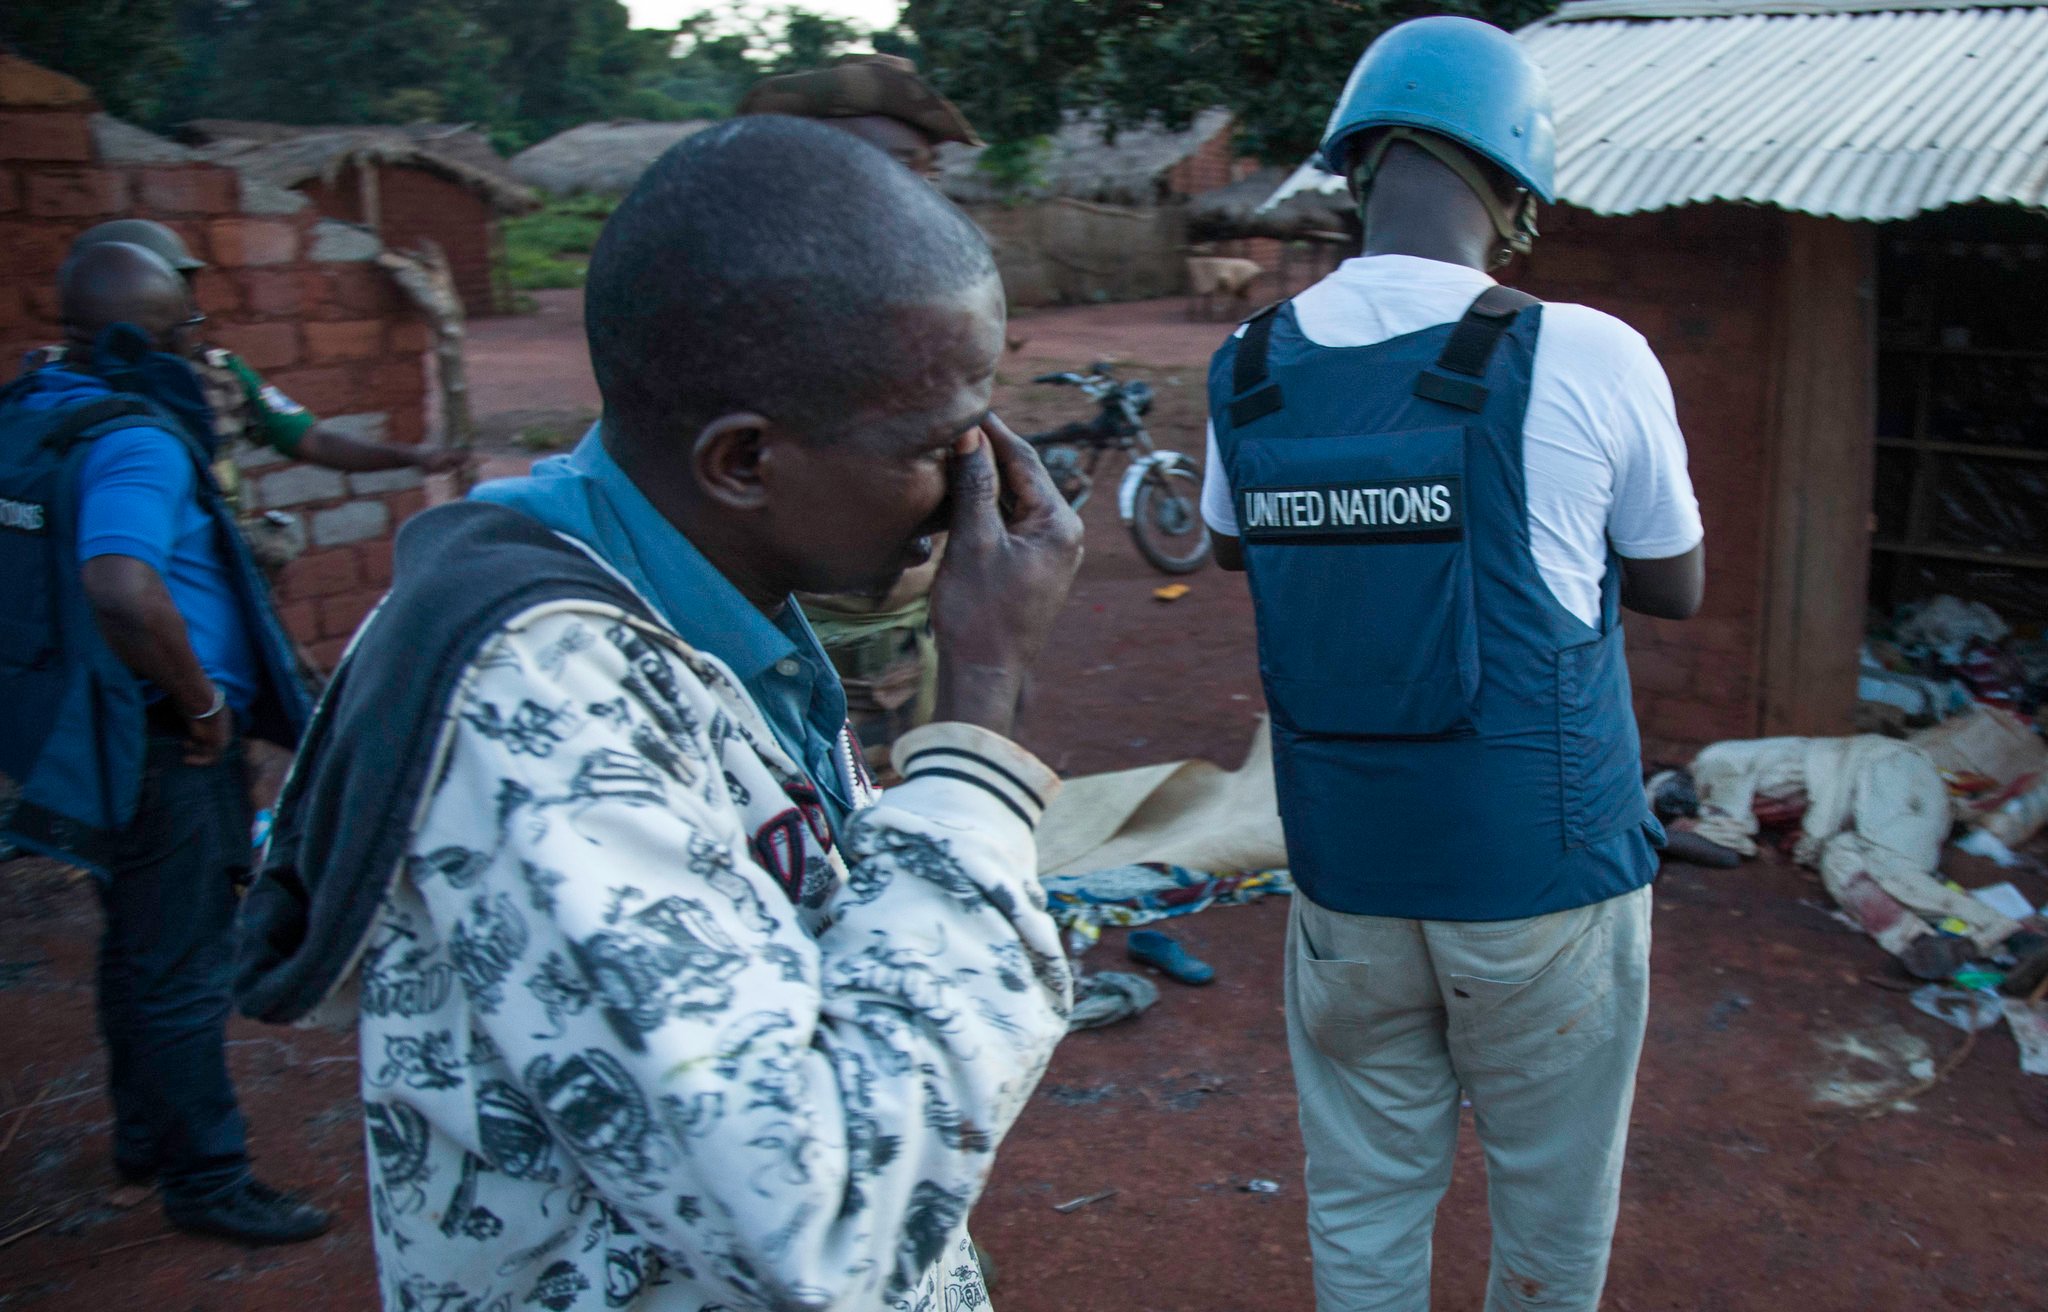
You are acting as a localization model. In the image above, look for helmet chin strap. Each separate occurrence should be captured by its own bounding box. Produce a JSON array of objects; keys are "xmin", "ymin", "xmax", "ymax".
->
[{"xmin": 1352, "ymin": 127, "xmax": 1540, "ymax": 267}]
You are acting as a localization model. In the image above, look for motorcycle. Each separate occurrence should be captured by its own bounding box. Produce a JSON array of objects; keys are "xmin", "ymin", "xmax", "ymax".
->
[{"xmin": 1022, "ymin": 364, "xmax": 1212, "ymax": 574}]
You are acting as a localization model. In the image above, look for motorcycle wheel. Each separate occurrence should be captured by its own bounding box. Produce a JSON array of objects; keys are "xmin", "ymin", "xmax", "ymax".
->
[{"xmin": 1130, "ymin": 463, "xmax": 1212, "ymax": 574}]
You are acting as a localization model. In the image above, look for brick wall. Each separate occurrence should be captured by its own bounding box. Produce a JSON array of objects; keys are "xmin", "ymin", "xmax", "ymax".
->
[
  {"xmin": 1164, "ymin": 126, "xmax": 1261, "ymax": 200},
  {"xmin": 0, "ymin": 53, "xmax": 430, "ymax": 673},
  {"xmin": 302, "ymin": 165, "xmax": 499, "ymax": 319},
  {"xmin": 1514, "ymin": 204, "xmax": 1786, "ymax": 758}
]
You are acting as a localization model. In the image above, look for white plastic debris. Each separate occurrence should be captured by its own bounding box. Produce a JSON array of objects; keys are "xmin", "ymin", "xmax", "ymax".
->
[
  {"xmin": 1909, "ymin": 984, "xmax": 2005, "ymax": 1033},
  {"xmin": 1967, "ymin": 881, "xmax": 2038, "ymax": 920},
  {"xmin": 1955, "ymin": 830, "xmax": 2023, "ymax": 869}
]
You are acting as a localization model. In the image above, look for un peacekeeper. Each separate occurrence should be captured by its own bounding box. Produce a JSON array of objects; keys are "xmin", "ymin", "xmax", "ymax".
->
[
  {"xmin": 739, "ymin": 55, "xmax": 982, "ymax": 762},
  {"xmin": 55, "ymin": 220, "xmax": 470, "ymax": 571},
  {"xmin": 1201, "ymin": 19, "xmax": 1704, "ymax": 1312}
]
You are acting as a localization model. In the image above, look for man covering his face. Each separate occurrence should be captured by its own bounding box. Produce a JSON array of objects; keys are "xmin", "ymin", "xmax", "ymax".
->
[{"xmin": 236, "ymin": 117, "xmax": 1085, "ymax": 1312}]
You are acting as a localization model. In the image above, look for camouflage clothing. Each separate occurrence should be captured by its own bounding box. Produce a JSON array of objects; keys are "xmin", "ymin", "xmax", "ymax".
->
[
  {"xmin": 32, "ymin": 343, "xmax": 315, "ymax": 571},
  {"xmin": 737, "ymin": 55, "xmax": 982, "ymax": 146}
]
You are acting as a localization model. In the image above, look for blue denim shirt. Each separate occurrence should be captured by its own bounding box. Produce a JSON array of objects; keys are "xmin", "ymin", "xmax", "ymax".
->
[{"xmin": 472, "ymin": 427, "xmax": 853, "ymax": 830}]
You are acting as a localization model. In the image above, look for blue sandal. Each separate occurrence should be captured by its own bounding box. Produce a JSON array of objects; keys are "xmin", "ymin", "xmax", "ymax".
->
[{"xmin": 1126, "ymin": 930, "xmax": 1215, "ymax": 986}]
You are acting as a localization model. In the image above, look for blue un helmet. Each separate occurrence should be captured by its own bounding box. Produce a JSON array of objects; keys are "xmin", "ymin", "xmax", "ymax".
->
[{"xmin": 1319, "ymin": 17, "xmax": 1556, "ymax": 261}]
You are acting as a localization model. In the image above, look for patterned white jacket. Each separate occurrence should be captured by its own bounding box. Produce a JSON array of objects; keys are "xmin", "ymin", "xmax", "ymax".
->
[{"xmin": 355, "ymin": 597, "xmax": 1071, "ymax": 1312}]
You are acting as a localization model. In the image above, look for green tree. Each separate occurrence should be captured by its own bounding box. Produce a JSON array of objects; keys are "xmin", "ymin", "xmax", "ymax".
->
[
  {"xmin": 0, "ymin": 0, "xmax": 188, "ymax": 123},
  {"xmin": 903, "ymin": 0, "xmax": 1558, "ymax": 164}
]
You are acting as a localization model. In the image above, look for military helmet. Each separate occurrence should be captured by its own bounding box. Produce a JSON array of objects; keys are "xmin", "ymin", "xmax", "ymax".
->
[
  {"xmin": 70, "ymin": 218, "xmax": 206, "ymax": 272},
  {"xmin": 1318, "ymin": 16, "xmax": 1556, "ymax": 203}
]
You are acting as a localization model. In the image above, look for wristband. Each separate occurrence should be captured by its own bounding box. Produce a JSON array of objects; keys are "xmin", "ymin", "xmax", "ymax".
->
[{"xmin": 191, "ymin": 684, "xmax": 228, "ymax": 721}]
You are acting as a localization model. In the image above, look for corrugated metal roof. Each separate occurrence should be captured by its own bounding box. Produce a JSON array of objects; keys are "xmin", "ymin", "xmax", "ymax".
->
[{"xmin": 1262, "ymin": 2, "xmax": 2048, "ymax": 221}]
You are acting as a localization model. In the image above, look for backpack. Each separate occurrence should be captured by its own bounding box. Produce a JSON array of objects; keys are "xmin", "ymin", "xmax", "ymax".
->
[{"xmin": 0, "ymin": 391, "xmax": 204, "ymax": 853}]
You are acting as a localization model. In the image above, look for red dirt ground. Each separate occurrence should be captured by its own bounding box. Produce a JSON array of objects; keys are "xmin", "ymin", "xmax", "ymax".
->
[{"xmin": 4, "ymin": 298, "xmax": 2046, "ymax": 1311}]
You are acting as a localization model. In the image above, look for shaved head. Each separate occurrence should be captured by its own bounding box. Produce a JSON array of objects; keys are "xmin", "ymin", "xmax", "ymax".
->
[
  {"xmin": 584, "ymin": 114, "xmax": 999, "ymax": 453},
  {"xmin": 60, "ymin": 241, "xmax": 191, "ymax": 347}
]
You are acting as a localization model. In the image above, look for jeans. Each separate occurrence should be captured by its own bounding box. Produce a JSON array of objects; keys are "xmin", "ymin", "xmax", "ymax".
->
[{"xmin": 96, "ymin": 731, "xmax": 254, "ymax": 1202}]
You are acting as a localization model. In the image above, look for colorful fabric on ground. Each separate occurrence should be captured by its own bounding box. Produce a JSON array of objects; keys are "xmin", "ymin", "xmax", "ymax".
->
[{"xmin": 1045, "ymin": 862, "xmax": 1293, "ymax": 949}]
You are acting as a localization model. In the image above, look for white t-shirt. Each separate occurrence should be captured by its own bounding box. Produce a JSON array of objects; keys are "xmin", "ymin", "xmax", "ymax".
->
[{"xmin": 1201, "ymin": 254, "xmax": 1703, "ymax": 628}]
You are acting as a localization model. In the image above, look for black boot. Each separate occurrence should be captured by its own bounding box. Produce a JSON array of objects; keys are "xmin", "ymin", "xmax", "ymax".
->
[{"xmin": 165, "ymin": 1177, "xmax": 333, "ymax": 1245}]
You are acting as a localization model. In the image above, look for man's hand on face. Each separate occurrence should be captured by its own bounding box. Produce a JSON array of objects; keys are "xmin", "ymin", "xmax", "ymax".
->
[{"xmin": 930, "ymin": 415, "xmax": 1084, "ymax": 738}]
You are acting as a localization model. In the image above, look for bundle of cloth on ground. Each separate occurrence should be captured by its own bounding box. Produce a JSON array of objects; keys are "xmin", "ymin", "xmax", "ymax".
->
[{"xmin": 1689, "ymin": 735, "xmax": 2023, "ymax": 959}]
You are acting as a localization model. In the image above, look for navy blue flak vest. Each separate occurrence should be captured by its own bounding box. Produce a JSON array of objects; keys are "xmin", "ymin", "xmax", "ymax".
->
[{"xmin": 1209, "ymin": 288, "xmax": 1661, "ymax": 921}]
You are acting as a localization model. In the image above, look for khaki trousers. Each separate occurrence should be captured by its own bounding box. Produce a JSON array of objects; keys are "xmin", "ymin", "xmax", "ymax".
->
[{"xmin": 1285, "ymin": 885, "xmax": 1652, "ymax": 1312}]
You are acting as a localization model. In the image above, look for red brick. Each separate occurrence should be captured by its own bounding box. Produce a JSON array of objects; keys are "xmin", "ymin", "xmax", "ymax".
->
[
  {"xmin": 0, "ymin": 280, "xmax": 31, "ymax": 334},
  {"xmin": 1643, "ymin": 696, "xmax": 1744, "ymax": 749},
  {"xmin": 209, "ymin": 320, "xmax": 300, "ymax": 371},
  {"xmin": 189, "ymin": 267, "xmax": 242, "ymax": 317},
  {"xmin": 387, "ymin": 318, "xmax": 431, "ymax": 353},
  {"xmin": 0, "ymin": 221, "xmax": 75, "ymax": 274},
  {"xmin": 23, "ymin": 167, "xmax": 124, "ymax": 217},
  {"xmin": 206, "ymin": 216, "xmax": 300, "ymax": 267},
  {"xmin": 238, "ymin": 269, "xmax": 303, "ymax": 317},
  {"xmin": 385, "ymin": 406, "xmax": 425, "ymax": 445},
  {"xmin": 357, "ymin": 538, "xmax": 394, "ymax": 588},
  {"xmin": 275, "ymin": 599, "xmax": 318, "ymax": 645},
  {"xmin": 307, "ymin": 637, "xmax": 349, "ymax": 672},
  {"xmin": 278, "ymin": 547, "xmax": 360, "ymax": 601},
  {"xmin": 304, "ymin": 319, "xmax": 384, "ymax": 363},
  {"xmin": 325, "ymin": 265, "xmax": 399, "ymax": 316},
  {"xmin": 317, "ymin": 590, "xmax": 379, "ymax": 640},
  {"xmin": 0, "ymin": 168, "xmax": 17, "ymax": 212},
  {"xmin": 386, "ymin": 488, "xmax": 427, "ymax": 524},
  {"xmin": 369, "ymin": 357, "xmax": 424, "ymax": 399},
  {"xmin": 0, "ymin": 110, "xmax": 92, "ymax": 162},
  {"xmin": 25, "ymin": 281, "xmax": 61, "ymax": 323},
  {"xmin": 134, "ymin": 166, "xmax": 238, "ymax": 215},
  {"xmin": 260, "ymin": 365, "xmax": 351, "ymax": 416},
  {"xmin": 1626, "ymin": 645, "xmax": 1693, "ymax": 697}
]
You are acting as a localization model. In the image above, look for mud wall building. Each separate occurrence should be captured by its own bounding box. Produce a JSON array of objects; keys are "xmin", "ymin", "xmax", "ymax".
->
[{"xmin": 186, "ymin": 122, "xmax": 536, "ymax": 319}]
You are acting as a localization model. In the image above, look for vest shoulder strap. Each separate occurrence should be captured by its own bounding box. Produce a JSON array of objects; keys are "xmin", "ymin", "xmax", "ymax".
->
[
  {"xmin": 1414, "ymin": 285, "xmax": 1540, "ymax": 412},
  {"xmin": 1227, "ymin": 299, "xmax": 1288, "ymax": 428},
  {"xmin": 28, "ymin": 396, "xmax": 161, "ymax": 456}
]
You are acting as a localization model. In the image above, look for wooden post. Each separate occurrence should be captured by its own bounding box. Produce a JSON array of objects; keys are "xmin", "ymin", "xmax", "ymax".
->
[
  {"xmin": 1758, "ymin": 215, "xmax": 1878, "ymax": 736},
  {"xmin": 376, "ymin": 240, "xmax": 473, "ymax": 479}
]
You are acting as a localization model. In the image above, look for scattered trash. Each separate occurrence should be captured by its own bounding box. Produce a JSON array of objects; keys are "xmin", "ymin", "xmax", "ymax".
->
[
  {"xmin": 1052, "ymin": 1189, "xmax": 1117, "ymax": 1213},
  {"xmin": 1812, "ymin": 1027, "xmax": 1936, "ymax": 1110},
  {"xmin": 1126, "ymin": 929, "xmax": 1215, "ymax": 985},
  {"xmin": 1896, "ymin": 595, "xmax": 2010, "ymax": 667},
  {"xmin": 1067, "ymin": 971, "xmax": 1159, "ymax": 1032},
  {"xmin": 1241, "ymin": 1179, "xmax": 1282, "ymax": 1194},
  {"xmin": 2004, "ymin": 998, "xmax": 2048, "ymax": 1077},
  {"xmin": 1859, "ymin": 648, "xmax": 1969, "ymax": 724},
  {"xmin": 1955, "ymin": 829, "xmax": 2022, "ymax": 868},
  {"xmin": 1967, "ymin": 881, "xmax": 2038, "ymax": 921},
  {"xmin": 1152, "ymin": 583, "xmax": 1192, "ymax": 603},
  {"xmin": 1978, "ymin": 773, "xmax": 2048, "ymax": 848},
  {"xmin": 1044, "ymin": 864, "xmax": 1293, "ymax": 953},
  {"xmin": 1910, "ymin": 984, "xmax": 2005, "ymax": 1033},
  {"xmin": 1952, "ymin": 966, "xmax": 2006, "ymax": 992}
]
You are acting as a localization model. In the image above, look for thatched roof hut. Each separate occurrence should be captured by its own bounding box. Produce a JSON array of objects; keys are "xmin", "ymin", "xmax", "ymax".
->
[
  {"xmin": 191, "ymin": 125, "xmax": 536, "ymax": 216},
  {"xmin": 1187, "ymin": 165, "xmax": 1354, "ymax": 241},
  {"xmin": 508, "ymin": 119, "xmax": 715, "ymax": 197},
  {"xmin": 935, "ymin": 107, "xmax": 1238, "ymax": 207}
]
